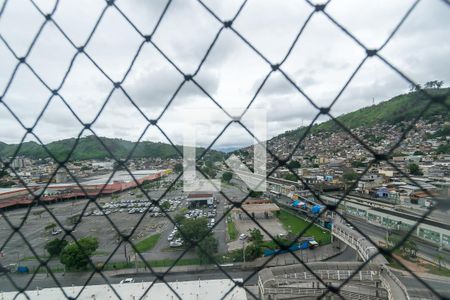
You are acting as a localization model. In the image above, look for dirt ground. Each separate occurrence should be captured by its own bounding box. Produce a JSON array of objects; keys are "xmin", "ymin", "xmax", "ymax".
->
[
  {"xmin": 234, "ymin": 217, "xmax": 286, "ymax": 241},
  {"xmin": 392, "ymin": 253, "xmax": 431, "ymax": 273}
]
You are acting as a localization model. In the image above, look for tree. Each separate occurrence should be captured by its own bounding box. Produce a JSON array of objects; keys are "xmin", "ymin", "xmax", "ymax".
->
[
  {"xmin": 409, "ymin": 83, "xmax": 422, "ymax": 92},
  {"xmin": 404, "ymin": 240, "xmax": 417, "ymax": 258},
  {"xmin": 0, "ymin": 180, "xmax": 15, "ymax": 188},
  {"xmin": 244, "ymin": 243, "xmax": 262, "ymax": 261},
  {"xmin": 240, "ymin": 150, "xmax": 249, "ymax": 157},
  {"xmin": 205, "ymin": 160, "xmax": 214, "ymax": 168},
  {"xmin": 174, "ymin": 213, "xmax": 186, "ymax": 225},
  {"xmin": 0, "ymin": 170, "xmax": 8, "ymax": 178},
  {"xmin": 45, "ymin": 239, "xmax": 68, "ymax": 257},
  {"xmin": 434, "ymin": 254, "xmax": 445, "ymax": 270},
  {"xmin": 436, "ymin": 143, "xmax": 450, "ymax": 154},
  {"xmin": 408, "ymin": 163, "xmax": 423, "ymax": 176},
  {"xmin": 60, "ymin": 237, "xmax": 99, "ymax": 270},
  {"xmin": 387, "ymin": 233, "xmax": 401, "ymax": 247},
  {"xmin": 343, "ymin": 171, "xmax": 358, "ymax": 183},
  {"xmin": 248, "ymin": 228, "xmax": 264, "ymax": 247},
  {"xmin": 197, "ymin": 235, "xmax": 218, "ymax": 264},
  {"xmin": 222, "ymin": 171, "xmax": 233, "ymax": 183},
  {"xmin": 178, "ymin": 218, "xmax": 219, "ymax": 263},
  {"xmin": 201, "ymin": 166, "xmax": 217, "ymax": 179},
  {"xmin": 282, "ymin": 173, "xmax": 297, "ymax": 181},
  {"xmin": 173, "ymin": 163, "xmax": 183, "ymax": 173},
  {"xmin": 248, "ymin": 190, "xmax": 263, "ymax": 198},
  {"xmin": 160, "ymin": 201, "xmax": 171, "ymax": 211},
  {"xmin": 351, "ymin": 160, "xmax": 366, "ymax": 168},
  {"xmin": 413, "ymin": 150, "xmax": 425, "ymax": 156},
  {"xmin": 179, "ymin": 218, "xmax": 210, "ymax": 247},
  {"xmin": 424, "ymin": 81, "xmax": 434, "ymax": 88},
  {"xmin": 287, "ymin": 160, "xmax": 301, "ymax": 169},
  {"xmin": 44, "ymin": 223, "xmax": 57, "ymax": 233},
  {"xmin": 424, "ymin": 80, "xmax": 444, "ymax": 89}
]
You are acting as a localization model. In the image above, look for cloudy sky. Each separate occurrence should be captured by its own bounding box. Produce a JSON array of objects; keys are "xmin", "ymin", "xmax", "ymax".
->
[{"xmin": 0, "ymin": 0, "xmax": 449, "ymax": 150}]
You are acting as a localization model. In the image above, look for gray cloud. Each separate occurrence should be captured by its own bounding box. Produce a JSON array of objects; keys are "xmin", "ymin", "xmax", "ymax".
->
[{"xmin": 0, "ymin": 0, "xmax": 448, "ymax": 148}]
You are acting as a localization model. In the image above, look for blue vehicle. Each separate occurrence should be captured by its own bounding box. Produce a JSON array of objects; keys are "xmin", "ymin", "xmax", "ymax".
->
[
  {"xmin": 311, "ymin": 204, "xmax": 323, "ymax": 214},
  {"xmin": 17, "ymin": 266, "xmax": 29, "ymax": 273},
  {"xmin": 263, "ymin": 239, "xmax": 319, "ymax": 257}
]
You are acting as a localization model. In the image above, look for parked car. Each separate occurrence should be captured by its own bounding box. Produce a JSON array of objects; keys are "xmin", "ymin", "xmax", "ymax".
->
[
  {"xmin": 169, "ymin": 238, "xmax": 183, "ymax": 247},
  {"xmin": 308, "ymin": 240, "xmax": 319, "ymax": 249},
  {"xmin": 239, "ymin": 234, "xmax": 247, "ymax": 240},
  {"xmin": 17, "ymin": 266, "xmax": 29, "ymax": 273},
  {"xmin": 120, "ymin": 278, "xmax": 134, "ymax": 284},
  {"xmin": 51, "ymin": 228, "xmax": 62, "ymax": 235}
]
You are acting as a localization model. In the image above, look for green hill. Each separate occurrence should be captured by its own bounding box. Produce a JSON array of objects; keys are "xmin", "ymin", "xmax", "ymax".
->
[
  {"xmin": 0, "ymin": 136, "xmax": 223, "ymax": 162},
  {"xmin": 280, "ymin": 88, "xmax": 450, "ymax": 139},
  {"xmin": 1, "ymin": 89, "xmax": 448, "ymax": 161}
]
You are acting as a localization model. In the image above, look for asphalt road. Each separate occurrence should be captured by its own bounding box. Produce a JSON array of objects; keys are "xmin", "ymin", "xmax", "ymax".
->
[
  {"xmin": 393, "ymin": 271, "xmax": 450, "ymax": 298},
  {"xmin": 327, "ymin": 244, "xmax": 358, "ymax": 262},
  {"xmin": 345, "ymin": 216, "xmax": 450, "ymax": 263}
]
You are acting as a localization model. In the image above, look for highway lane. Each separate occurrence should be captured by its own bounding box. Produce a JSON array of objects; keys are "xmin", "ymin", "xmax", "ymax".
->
[
  {"xmin": 393, "ymin": 271, "xmax": 450, "ymax": 298},
  {"xmin": 345, "ymin": 216, "xmax": 450, "ymax": 263}
]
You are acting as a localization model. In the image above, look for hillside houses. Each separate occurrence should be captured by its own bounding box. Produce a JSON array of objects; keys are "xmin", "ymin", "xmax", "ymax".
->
[{"xmin": 238, "ymin": 116, "xmax": 449, "ymax": 208}]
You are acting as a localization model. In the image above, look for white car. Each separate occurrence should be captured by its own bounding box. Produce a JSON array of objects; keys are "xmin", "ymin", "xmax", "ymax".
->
[
  {"xmin": 170, "ymin": 238, "xmax": 183, "ymax": 247},
  {"xmin": 120, "ymin": 278, "xmax": 134, "ymax": 284},
  {"xmin": 239, "ymin": 234, "xmax": 247, "ymax": 240},
  {"xmin": 51, "ymin": 228, "xmax": 62, "ymax": 235}
]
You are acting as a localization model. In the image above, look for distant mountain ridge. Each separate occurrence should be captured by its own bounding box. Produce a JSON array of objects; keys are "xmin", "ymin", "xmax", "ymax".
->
[
  {"xmin": 1, "ymin": 89, "xmax": 448, "ymax": 161},
  {"xmin": 0, "ymin": 136, "xmax": 223, "ymax": 162},
  {"xmin": 279, "ymin": 88, "xmax": 450, "ymax": 140}
]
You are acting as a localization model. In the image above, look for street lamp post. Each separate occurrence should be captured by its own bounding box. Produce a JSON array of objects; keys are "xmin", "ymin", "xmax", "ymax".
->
[{"xmin": 242, "ymin": 240, "xmax": 246, "ymax": 264}]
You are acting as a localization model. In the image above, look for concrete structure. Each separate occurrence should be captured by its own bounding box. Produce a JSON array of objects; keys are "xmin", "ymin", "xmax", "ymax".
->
[
  {"xmin": 0, "ymin": 170, "xmax": 168, "ymax": 210},
  {"xmin": 186, "ymin": 192, "xmax": 215, "ymax": 207},
  {"xmin": 258, "ymin": 262, "xmax": 410, "ymax": 300},
  {"xmin": 1, "ymin": 279, "xmax": 247, "ymax": 299},
  {"xmin": 54, "ymin": 169, "xmax": 69, "ymax": 183},
  {"xmin": 321, "ymin": 194, "xmax": 450, "ymax": 248},
  {"xmin": 332, "ymin": 220, "xmax": 387, "ymax": 265},
  {"xmin": 232, "ymin": 199, "xmax": 280, "ymax": 219}
]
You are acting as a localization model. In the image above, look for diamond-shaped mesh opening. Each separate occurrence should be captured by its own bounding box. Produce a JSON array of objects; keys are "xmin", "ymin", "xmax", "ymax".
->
[{"xmin": 0, "ymin": 0, "xmax": 449, "ymax": 299}]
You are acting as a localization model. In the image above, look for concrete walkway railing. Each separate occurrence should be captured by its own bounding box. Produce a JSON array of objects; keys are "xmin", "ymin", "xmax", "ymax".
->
[
  {"xmin": 379, "ymin": 267, "xmax": 410, "ymax": 300},
  {"xmin": 332, "ymin": 221, "xmax": 387, "ymax": 265}
]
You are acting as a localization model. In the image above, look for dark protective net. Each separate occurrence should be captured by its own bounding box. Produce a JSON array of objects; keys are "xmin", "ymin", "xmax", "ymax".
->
[{"xmin": 0, "ymin": 0, "xmax": 449, "ymax": 299}]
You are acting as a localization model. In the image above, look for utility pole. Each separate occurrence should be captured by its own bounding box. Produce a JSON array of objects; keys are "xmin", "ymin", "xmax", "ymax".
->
[{"xmin": 242, "ymin": 240, "xmax": 246, "ymax": 264}]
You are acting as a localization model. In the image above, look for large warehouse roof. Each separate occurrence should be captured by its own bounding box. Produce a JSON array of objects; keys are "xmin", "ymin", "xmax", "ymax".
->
[{"xmin": 2, "ymin": 279, "xmax": 247, "ymax": 300}]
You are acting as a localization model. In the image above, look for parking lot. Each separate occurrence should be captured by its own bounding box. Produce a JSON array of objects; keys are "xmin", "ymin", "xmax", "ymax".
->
[
  {"xmin": 0, "ymin": 177, "xmax": 240, "ymax": 269},
  {"xmin": 0, "ymin": 193, "xmax": 174, "ymax": 265}
]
